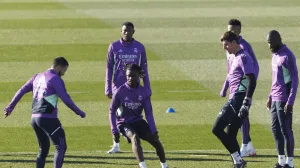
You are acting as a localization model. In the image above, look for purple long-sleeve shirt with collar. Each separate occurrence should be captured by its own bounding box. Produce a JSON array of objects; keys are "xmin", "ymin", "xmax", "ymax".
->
[
  {"xmin": 5, "ymin": 69, "xmax": 84, "ymax": 118},
  {"xmin": 105, "ymin": 38, "xmax": 151, "ymax": 96},
  {"xmin": 109, "ymin": 82, "xmax": 157, "ymax": 135},
  {"xmin": 270, "ymin": 44, "xmax": 298, "ymax": 106},
  {"xmin": 221, "ymin": 36, "xmax": 259, "ymax": 97}
]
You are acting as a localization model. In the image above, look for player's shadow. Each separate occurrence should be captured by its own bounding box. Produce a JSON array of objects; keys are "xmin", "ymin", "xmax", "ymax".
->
[{"xmin": 0, "ymin": 159, "xmax": 112, "ymax": 165}]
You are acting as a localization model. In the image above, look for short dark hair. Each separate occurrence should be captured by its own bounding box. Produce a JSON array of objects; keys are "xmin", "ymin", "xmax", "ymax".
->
[
  {"xmin": 122, "ymin": 22, "xmax": 134, "ymax": 29},
  {"xmin": 228, "ymin": 19, "xmax": 241, "ymax": 27},
  {"xmin": 220, "ymin": 31, "xmax": 239, "ymax": 43},
  {"xmin": 125, "ymin": 64, "xmax": 144, "ymax": 78},
  {"xmin": 53, "ymin": 57, "xmax": 69, "ymax": 67}
]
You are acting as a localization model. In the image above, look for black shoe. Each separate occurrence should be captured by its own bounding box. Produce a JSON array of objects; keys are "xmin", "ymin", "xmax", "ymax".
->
[
  {"xmin": 274, "ymin": 163, "xmax": 284, "ymax": 168},
  {"xmin": 284, "ymin": 164, "xmax": 294, "ymax": 168},
  {"xmin": 233, "ymin": 160, "xmax": 247, "ymax": 168}
]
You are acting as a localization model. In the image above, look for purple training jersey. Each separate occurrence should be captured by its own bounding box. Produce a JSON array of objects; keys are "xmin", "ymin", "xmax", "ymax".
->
[
  {"xmin": 227, "ymin": 49, "xmax": 255, "ymax": 99},
  {"xmin": 270, "ymin": 44, "xmax": 298, "ymax": 106},
  {"xmin": 109, "ymin": 82, "xmax": 156, "ymax": 135},
  {"xmin": 6, "ymin": 69, "xmax": 84, "ymax": 118},
  {"xmin": 105, "ymin": 38, "xmax": 151, "ymax": 95},
  {"xmin": 221, "ymin": 36, "xmax": 259, "ymax": 97}
]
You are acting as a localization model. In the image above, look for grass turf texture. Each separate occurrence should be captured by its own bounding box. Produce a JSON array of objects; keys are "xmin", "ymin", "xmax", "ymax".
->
[{"xmin": 1, "ymin": 0, "xmax": 300, "ymax": 167}]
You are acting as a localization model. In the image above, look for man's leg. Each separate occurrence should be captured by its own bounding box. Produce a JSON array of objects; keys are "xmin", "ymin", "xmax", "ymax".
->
[
  {"xmin": 137, "ymin": 120, "xmax": 168, "ymax": 168},
  {"xmin": 123, "ymin": 123, "xmax": 146, "ymax": 168},
  {"xmin": 39, "ymin": 118, "xmax": 67, "ymax": 168},
  {"xmin": 31, "ymin": 118, "xmax": 50, "ymax": 168},
  {"xmin": 107, "ymin": 106, "xmax": 121, "ymax": 154},
  {"xmin": 212, "ymin": 100, "xmax": 239, "ymax": 153},
  {"xmin": 276, "ymin": 102, "xmax": 294, "ymax": 167},
  {"xmin": 240, "ymin": 117, "xmax": 256, "ymax": 157},
  {"xmin": 270, "ymin": 101, "xmax": 285, "ymax": 167}
]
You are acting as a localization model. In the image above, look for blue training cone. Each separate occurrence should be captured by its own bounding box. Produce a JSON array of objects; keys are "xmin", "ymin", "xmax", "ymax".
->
[{"xmin": 166, "ymin": 107, "xmax": 175, "ymax": 113}]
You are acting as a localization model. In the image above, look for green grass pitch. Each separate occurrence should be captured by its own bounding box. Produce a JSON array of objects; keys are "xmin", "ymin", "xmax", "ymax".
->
[{"xmin": 0, "ymin": 0, "xmax": 300, "ymax": 167}]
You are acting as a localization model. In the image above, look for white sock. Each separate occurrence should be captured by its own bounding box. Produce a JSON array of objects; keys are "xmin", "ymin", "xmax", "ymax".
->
[
  {"xmin": 278, "ymin": 155, "xmax": 285, "ymax": 166},
  {"xmin": 240, "ymin": 144, "xmax": 248, "ymax": 151},
  {"xmin": 247, "ymin": 141, "xmax": 253, "ymax": 149},
  {"xmin": 113, "ymin": 141, "xmax": 119, "ymax": 148},
  {"xmin": 160, "ymin": 162, "xmax": 168, "ymax": 168},
  {"xmin": 286, "ymin": 157, "xmax": 294, "ymax": 167},
  {"xmin": 139, "ymin": 162, "xmax": 147, "ymax": 168},
  {"xmin": 231, "ymin": 151, "xmax": 242, "ymax": 164}
]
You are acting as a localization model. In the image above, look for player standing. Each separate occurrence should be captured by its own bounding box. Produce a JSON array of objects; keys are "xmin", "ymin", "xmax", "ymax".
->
[
  {"xmin": 266, "ymin": 30, "xmax": 298, "ymax": 168},
  {"xmin": 220, "ymin": 19, "xmax": 259, "ymax": 157},
  {"xmin": 213, "ymin": 31, "xmax": 257, "ymax": 168},
  {"xmin": 109, "ymin": 64, "xmax": 168, "ymax": 168},
  {"xmin": 105, "ymin": 22, "xmax": 151, "ymax": 153},
  {"xmin": 4, "ymin": 57, "xmax": 86, "ymax": 168}
]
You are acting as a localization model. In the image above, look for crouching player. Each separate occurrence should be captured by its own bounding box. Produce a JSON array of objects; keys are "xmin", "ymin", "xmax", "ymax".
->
[{"xmin": 109, "ymin": 64, "xmax": 168, "ymax": 168}]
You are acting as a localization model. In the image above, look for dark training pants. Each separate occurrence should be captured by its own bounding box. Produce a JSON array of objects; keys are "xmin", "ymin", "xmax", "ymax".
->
[
  {"xmin": 31, "ymin": 117, "xmax": 67, "ymax": 168},
  {"xmin": 270, "ymin": 101, "xmax": 294, "ymax": 157},
  {"xmin": 212, "ymin": 92, "xmax": 245, "ymax": 154},
  {"xmin": 241, "ymin": 114, "xmax": 252, "ymax": 144}
]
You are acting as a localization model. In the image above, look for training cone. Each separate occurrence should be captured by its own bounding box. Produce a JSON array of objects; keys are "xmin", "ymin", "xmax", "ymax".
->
[{"xmin": 166, "ymin": 107, "xmax": 175, "ymax": 113}]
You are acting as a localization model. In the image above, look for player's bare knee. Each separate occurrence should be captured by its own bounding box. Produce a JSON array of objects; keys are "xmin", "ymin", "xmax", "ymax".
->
[{"xmin": 131, "ymin": 133, "xmax": 141, "ymax": 146}]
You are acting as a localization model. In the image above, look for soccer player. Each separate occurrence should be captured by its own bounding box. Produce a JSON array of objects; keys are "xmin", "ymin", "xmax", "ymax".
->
[
  {"xmin": 3, "ymin": 57, "xmax": 86, "ymax": 168},
  {"xmin": 105, "ymin": 21, "xmax": 151, "ymax": 153},
  {"xmin": 213, "ymin": 31, "xmax": 257, "ymax": 168},
  {"xmin": 266, "ymin": 30, "xmax": 298, "ymax": 168},
  {"xmin": 109, "ymin": 64, "xmax": 168, "ymax": 168},
  {"xmin": 220, "ymin": 19, "xmax": 259, "ymax": 157}
]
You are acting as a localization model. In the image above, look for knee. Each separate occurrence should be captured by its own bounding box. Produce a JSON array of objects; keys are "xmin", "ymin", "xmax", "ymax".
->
[
  {"xmin": 56, "ymin": 144, "xmax": 67, "ymax": 152},
  {"xmin": 130, "ymin": 133, "xmax": 141, "ymax": 146},
  {"xmin": 38, "ymin": 148, "xmax": 49, "ymax": 159},
  {"xmin": 212, "ymin": 126, "xmax": 220, "ymax": 136}
]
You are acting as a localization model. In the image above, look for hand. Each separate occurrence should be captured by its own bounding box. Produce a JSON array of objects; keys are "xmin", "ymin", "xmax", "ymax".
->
[
  {"xmin": 3, "ymin": 107, "xmax": 12, "ymax": 118},
  {"xmin": 107, "ymin": 94, "xmax": 112, "ymax": 99},
  {"xmin": 220, "ymin": 90, "xmax": 226, "ymax": 97},
  {"xmin": 238, "ymin": 98, "xmax": 251, "ymax": 119},
  {"xmin": 79, "ymin": 111, "xmax": 86, "ymax": 118},
  {"xmin": 113, "ymin": 133, "xmax": 120, "ymax": 143},
  {"xmin": 266, "ymin": 98, "xmax": 272, "ymax": 111},
  {"xmin": 284, "ymin": 104, "xmax": 293, "ymax": 114}
]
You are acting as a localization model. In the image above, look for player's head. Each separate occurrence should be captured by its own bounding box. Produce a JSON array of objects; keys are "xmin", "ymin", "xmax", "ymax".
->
[
  {"xmin": 121, "ymin": 22, "xmax": 135, "ymax": 42},
  {"xmin": 267, "ymin": 30, "xmax": 282, "ymax": 53},
  {"xmin": 228, "ymin": 19, "xmax": 241, "ymax": 36},
  {"xmin": 220, "ymin": 31, "xmax": 240, "ymax": 54},
  {"xmin": 52, "ymin": 56, "xmax": 69, "ymax": 77},
  {"xmin": 125, "ymin": 64, "xmax": 144, "ymax": 88}
]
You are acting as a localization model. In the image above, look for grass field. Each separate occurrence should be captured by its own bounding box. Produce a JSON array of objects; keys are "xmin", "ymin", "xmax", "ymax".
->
[{"xmin": 1, "ymin": 0, "xmax": 300, "ymax": 167}]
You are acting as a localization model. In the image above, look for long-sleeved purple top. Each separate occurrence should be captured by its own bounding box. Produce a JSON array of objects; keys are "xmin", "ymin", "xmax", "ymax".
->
[
  {"xmin": 227, "ymin": 49, "xmax": 255, "ymax": 99},
  {"xmin": 5, "ymin": 69, "xmax": 84, "ymax": 118},
  {"xmin": 270, "ymin": 44, "xmax": 298, "ymax": 106},
  {"xmin": 105, "ymin": 38, "xmax": 151, "ymax": 95},
  {"xmin": 221, "ymin": 36, "xmax": 259, "ymax": 96},
  {"xmin": 109, "ymin": 82, "xmax": 156, "ymax": 135}
]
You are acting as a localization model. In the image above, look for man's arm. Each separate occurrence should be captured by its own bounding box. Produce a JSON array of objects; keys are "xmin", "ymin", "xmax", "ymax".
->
[
  {"xmin": 140, "ymin": 46, "xmax": 151, "ymax": 94},
  {"xmin": 5, "ymin": 74, "xmax": 37, "ymax": 114},
  {"xmin": 245, "ymin": 73, "xmax": 257, "ymax": 100},
  {"xmin": 143, "ymin": 95, "xmax": 157, "ymax": 134},
  {"xmin": 52, "ymin": 77, "xmax": 85, "ymax": 117},
  {"xmin": 105, "ymin": 44, "xmax": 114, "ymax": 98},
  {"xmin": 286, "ymin": 54, "xmax": 299, "ymax": 106},
  {"xmin": 109, "ymin": 92, "xmax": 121, "ymax": 135}
]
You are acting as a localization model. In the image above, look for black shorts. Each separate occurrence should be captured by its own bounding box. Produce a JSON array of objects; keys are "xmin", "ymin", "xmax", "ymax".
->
[{"xmin": 118, "ymin": 119, "xmax": 153, "ymax": 143}]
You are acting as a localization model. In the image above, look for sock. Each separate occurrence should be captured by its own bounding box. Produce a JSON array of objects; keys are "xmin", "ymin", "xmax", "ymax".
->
[
  {"xmin": 113, "ymin": 141, "xmax": 119, "ymax": 148},
  {"xmin": 247, "ymin": 141, "xmax": 253, "ymax": 150},
  {"xmin": 240, "ymin": 144, "xmax": 248, "ymax": 152},
  {"xmin": 278, "ymin": 155, "xmax": 285, "ymax": 166},
  {"xmin": 231, "ymin": 151, "xmax": 242, "ymax": 164},
  {"xmin": 139, "ymin": 161, "xmax": 147, "ymax": 168},
  {"xmin": 160, "ymin": 162, "xmax": 168, "ymax": 168},
  {"xmin": 286, "ymin": 157, "xmax": 294, "ymax": 167}
]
